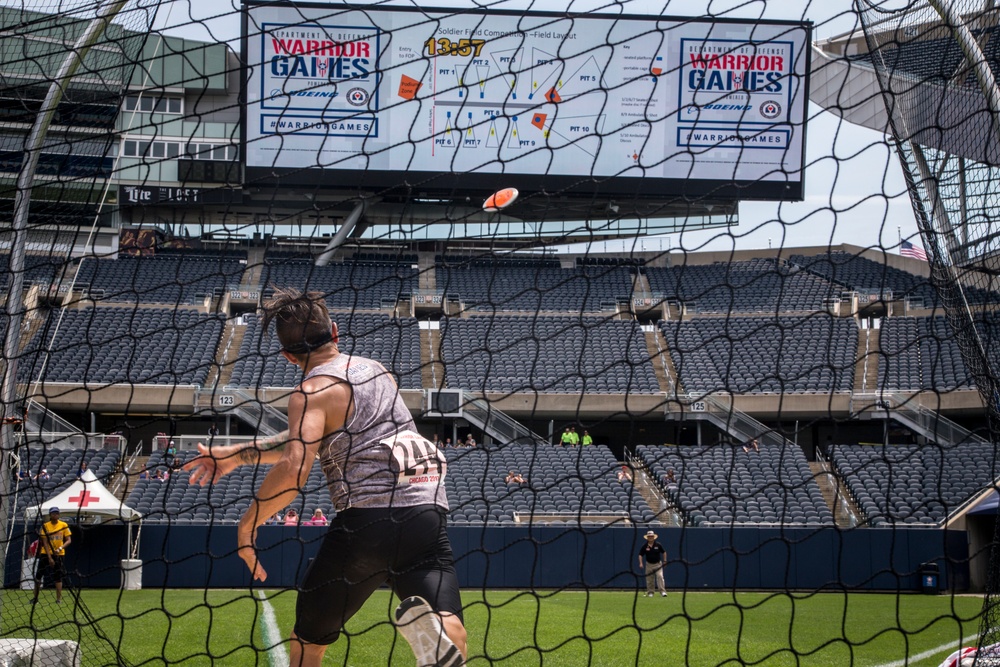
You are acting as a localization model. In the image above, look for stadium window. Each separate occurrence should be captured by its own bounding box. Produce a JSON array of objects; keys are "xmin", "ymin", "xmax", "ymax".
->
[
  {"xmin": 121, "ymin": 138, "xmax": 183, "ymax": 159},
  {"xmin": 184, "ymin": 142, "xmax": 237, "ymax": 161},
  {"xmin": 123, "ymin": 95, "xmax": 183, "ymax": 115}
]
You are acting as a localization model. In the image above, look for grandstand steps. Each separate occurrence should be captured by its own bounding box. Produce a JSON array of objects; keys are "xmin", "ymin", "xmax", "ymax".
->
[
  {"xmin": 244, "ymin": 248, "xmax": 266, "ymax": 286},
  {"xmin": 631, "ymin": 459, "xmax": 674, "ymax": 523},
  {"xmin": 418, "ymin": 253, "xmax": 436, "ymax": 290},
  {"xmin": 217, "ymin": 321, "xmax": 246, "ymax": 388},
  {"xmin": 423, "ymin": 328, "xmax": 444, "ymax": 389},
  {"xmin": 854, "ymin": 328, "xmax": 880, "ymax": 393},
  {"xmin": 645, "ymin": 329, "xmax": 677, "ymax": 395},
  {"xmin": 809, "ymin": 461, "xmax": 859, "ymax": 528}
]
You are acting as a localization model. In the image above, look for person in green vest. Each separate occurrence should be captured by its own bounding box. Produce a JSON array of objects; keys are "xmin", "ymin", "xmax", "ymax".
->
[
  {"xmin": 567, "ymin": 427, "xmax": 580, "ymax": 446},
  {"xmin": 559, "ymin": 427, "xmax": 573, "ymax": 446},
  {"xmin": 582, "ymin": 430, "xmax": 593, "ymax": 446}
]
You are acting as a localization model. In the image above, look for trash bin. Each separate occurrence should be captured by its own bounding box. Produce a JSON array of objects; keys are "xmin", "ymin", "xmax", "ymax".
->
[
  {"xmin": 920, "ymin": 562, "xmax": 940, "ymax": 594},
  {"xmin": 121, "ymin": 559, "xmax": 142, "ymax": 590}
]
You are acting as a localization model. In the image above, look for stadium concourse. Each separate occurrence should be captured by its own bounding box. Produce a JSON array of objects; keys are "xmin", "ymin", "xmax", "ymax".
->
[{"xmin": 5, "ymin": 240, "xmax": 996, "ymax": 587}]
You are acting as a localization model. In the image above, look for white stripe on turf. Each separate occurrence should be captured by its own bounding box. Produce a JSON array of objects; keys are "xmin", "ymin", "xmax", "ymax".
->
[
  {"xmin": 256, "ymin": 590, "xmax": 289, "ymax": 667},
  {"xmin": 871, "ymin": 632, "xmax": 979, "ymax": 667}
]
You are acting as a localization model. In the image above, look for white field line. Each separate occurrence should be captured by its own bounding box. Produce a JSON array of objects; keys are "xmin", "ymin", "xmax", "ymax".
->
[
  {"xmin": 872, "ymin": 632, "xmax": 978, "ymax": 667},
  {"xmin": 255, "ymin": 589, "xmax": 289, "ymax": 667}
]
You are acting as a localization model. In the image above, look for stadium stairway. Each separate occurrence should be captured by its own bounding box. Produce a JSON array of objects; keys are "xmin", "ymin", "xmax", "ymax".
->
[
  {"xmin": 423, "ymin": 326, "xmax": 443, "ymax": 389},
  {"xmin": 630, "ymin": 461, "xmax": 675, "ymax": 524},
  {"xmin": 243, "ymin": 248, "xmax": 266, "ymax": 286},
  {"xmin": 644, "ymin": 326, "xmax": 676, "ymax": 394},
  {"xmin": 854, "ymin": 328, "xmax": 881, "ymax": 393},
  {"xmin": 809, "ymin": 461, "xmax": 860, "ymax": 528}
]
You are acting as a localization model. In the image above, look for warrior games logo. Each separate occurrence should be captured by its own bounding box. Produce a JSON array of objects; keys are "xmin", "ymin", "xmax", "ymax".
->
[
  {"xmin": 260, "ymin": 23, "xmax": 379, "ymax": 114},
  {"xmin": 679, "ymin": 37, "xmax": 794, "ymax": 127}
]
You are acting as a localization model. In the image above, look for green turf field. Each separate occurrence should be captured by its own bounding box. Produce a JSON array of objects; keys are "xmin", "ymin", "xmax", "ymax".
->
[{"xmin": 2, "ymin": 589, "xmax": 984, "ymax": 666}]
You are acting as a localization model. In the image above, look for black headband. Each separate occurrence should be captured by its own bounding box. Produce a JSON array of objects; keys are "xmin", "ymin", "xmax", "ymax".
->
[{"xmin": 282, "ymin": 329, "xmax": 334, "ymax": 355}]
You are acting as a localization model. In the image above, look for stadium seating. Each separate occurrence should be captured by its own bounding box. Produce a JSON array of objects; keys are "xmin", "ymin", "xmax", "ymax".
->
[
  {"xmin": 788, "ymin": 251, "xmax": 994, "ymax": 307},
  {"xmin": 125, "ymin": 451, "xmax": 334, "ymax": 524},
  {"xmin": 876, "ymin": 315, "xmax": 1000, "ymax": 391},
  {"xmin": 9, "ymin": 447, "xmax": 121, "ymax": 520},
  {"xmin": 644, "ymin": 258, "xmax": 836, "ymax": 313},
  {"xmin": 0, "ymin": 253, "xmax": 64, "ymax": 289},
  {"xmin": 443, "ymin": 444, "xmax": 655, "ymax": 524},
  {"xmin": 436, "ymin": 257, "xmax": 637, "ymax": 312},
  {"xmin": 228, "ymin": 311, "xmax": 423, "ymax": 389},
  {"xmin": 660, "ymin": 314, "xmax": 857, "ymax": 394},
  {"xmin": 75, "ymin": 252, "xmax": 247, "ymax": 304},
  {"xmin": 826, "ymin": 441, "xmax": 997, "ymax": 525},
  {"xmin": 439, "ymin": 315, "xmax": 661, "ymax": 394},
  {"xmin": 19, "ymin": 306, "xmax": 225, "ymax": 385},
  {"xmin": 849, "ymin": 36, "xmax": 966, "ymax": 85},
  {"xmin": 261, "ymin": 253, "xmax": 418, "ymax": 309},
  {"xmin": 637, "ymin": 444, "xmax": 834, "ymax": 526}
]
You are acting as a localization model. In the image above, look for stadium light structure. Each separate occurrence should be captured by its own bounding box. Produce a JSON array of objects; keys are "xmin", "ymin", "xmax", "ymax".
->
[{"xmin": 0, "ymin": 0, "xmax": 132, "ymax": 569}]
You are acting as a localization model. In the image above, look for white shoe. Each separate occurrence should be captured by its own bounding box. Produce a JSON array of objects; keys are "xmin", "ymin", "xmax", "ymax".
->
[
  {"xmin": 661, "ymin": 592, "xmax": 667, "ymax": 597},
  {"xmin": 646, "ymin": 592, "xmax": 653, "ymax": 597},
  {"xmin": 394, "ymin": 596, "xmax": 465, "ymax": 667}
]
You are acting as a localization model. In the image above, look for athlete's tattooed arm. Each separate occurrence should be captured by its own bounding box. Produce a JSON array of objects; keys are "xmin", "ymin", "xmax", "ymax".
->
[{"xmin": 184, "ymin": 430, "xmax": 290, "ymax": 486}]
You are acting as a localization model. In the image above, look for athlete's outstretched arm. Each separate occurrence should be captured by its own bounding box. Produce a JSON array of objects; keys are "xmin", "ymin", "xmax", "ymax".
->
[
  {"xmin": 236, "ymin": 378, "xmax": 351, "ymax": 581},
  {"xmin": 183, "ymin": 430, "xmax": 291, "ymax": 486}
]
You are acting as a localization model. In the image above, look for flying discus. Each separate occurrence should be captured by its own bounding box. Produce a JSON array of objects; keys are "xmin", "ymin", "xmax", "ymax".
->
[{"xmin": 483, "ymin": 187, "xmax": 519, "ymax": 212}]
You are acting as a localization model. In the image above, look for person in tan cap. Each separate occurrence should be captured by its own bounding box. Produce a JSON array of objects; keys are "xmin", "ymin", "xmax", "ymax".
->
[{"xmin": 638, "ymin": 530, "xmax": 667, "ymax": 597}]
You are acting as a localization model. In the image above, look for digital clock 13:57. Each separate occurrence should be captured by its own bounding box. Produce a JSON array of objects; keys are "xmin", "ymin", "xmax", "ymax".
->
[{"xmin": 425, "ymin": 37, "xmax": 486, "ymax": 57}]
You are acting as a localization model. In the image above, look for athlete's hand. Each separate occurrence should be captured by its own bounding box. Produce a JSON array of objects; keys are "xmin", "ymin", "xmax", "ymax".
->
[
  {"xmin": 237, "ymin": 519, "xmax": 267, "ymax": 582},
  {"xmin": 183, "ymin": 443, "xmax": 240, "ymax": 486}
]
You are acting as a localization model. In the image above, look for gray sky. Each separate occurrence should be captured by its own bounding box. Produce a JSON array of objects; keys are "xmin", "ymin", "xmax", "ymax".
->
[{"xmin": 144, "ymin": 0, "xmax": 919, "ymax": 254}]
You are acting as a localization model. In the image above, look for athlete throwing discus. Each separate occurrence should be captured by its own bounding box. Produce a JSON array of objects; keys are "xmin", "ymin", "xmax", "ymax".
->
[{"xmin": 184, "ymin": 287, "xmax": 466, "ymax": 667}]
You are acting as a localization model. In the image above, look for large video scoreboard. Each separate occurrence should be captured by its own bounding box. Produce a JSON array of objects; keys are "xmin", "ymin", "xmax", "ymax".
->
[{"xmin": 243, "ymin": 3, "xmax": 810, "ymax": 201}]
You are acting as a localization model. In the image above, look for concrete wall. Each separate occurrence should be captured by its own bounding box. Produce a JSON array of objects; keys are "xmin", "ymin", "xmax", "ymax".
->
[{"xmin": 7, "ymin": 524, "xmax": 969, "ymax": 593}]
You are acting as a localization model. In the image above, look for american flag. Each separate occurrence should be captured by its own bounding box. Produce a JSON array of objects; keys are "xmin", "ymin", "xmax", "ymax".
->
[{"xmin": 900, "ymin": 240, "xmax": 928, "ymax": 261}]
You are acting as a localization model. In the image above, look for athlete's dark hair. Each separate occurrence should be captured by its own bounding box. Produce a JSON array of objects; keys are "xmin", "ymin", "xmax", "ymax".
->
[{"xmin": 262, "ymin": 287, "xmax": 334, "ymax": 355}]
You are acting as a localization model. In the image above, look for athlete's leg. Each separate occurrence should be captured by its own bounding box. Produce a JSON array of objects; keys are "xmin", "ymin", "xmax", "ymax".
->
[
  {"xmin": 289, "ymin": 631, "xmax": 328, "ymax": 667},
  {"xmin": 391, "ymin": 506, "xmax": 466, "ymax": 661},
  {"xmin": 294, "ymin": 510, "xmax": 390, "ymax": 653},
  {"xmin": 441, "ymin": 611, "xmax": 468, "ymax": 657}
]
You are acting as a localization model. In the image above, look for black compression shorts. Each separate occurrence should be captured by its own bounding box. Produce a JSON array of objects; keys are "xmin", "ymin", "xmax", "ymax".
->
[
  {"xmin": 35, "ymin": 554, "xmax": 66, "ymax": 583},
  {"xmin": 294, "ymin": 504, "xmax": 462, "ymax": 645}
]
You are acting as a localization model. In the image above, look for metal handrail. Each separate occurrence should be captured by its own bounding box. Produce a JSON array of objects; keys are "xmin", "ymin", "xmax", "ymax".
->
[{"xmin": 459, "ymin": 392, "xmax": 547, "ymax": 445}]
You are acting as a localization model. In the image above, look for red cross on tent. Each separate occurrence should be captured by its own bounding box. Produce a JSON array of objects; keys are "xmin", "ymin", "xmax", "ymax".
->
[{"xmin": 69, "ymin": 490, "xmax": 99, "ymax": 508}]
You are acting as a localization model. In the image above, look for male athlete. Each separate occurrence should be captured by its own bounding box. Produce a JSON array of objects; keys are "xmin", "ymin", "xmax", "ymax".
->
[
  {"xmin": 33, "ymin": 506, "xmax": 71, "ymax": 604},
  {"xmin": 184, "ymin": 288, "xmax": 466, "ymax": 667}
]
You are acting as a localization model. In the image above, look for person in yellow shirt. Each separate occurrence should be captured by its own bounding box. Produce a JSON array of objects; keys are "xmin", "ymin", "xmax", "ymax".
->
[{"xmin": 33, "ymin": 507, "xmax": 71, "ymax": 604}]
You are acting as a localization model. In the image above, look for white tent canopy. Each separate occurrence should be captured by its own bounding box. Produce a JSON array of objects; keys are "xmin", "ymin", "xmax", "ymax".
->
[{"xmin": 24, "ymin": 469, "xmax": 141, "ymax": 522}]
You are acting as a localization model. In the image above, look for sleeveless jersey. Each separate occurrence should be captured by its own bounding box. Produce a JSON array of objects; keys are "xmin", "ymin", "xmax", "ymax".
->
[{"xmin": 304, "ymin": 354, "xmax": 448, "ymax": 511}]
